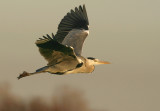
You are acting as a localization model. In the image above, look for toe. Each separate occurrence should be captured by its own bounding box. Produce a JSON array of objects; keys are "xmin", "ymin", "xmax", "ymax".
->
[{"xmin": 17, "ymin": 71, "xmax": 30, "ymax": 79}]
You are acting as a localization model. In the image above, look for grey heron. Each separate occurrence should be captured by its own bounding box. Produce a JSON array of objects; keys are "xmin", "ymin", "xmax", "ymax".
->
[{"xmin": 18, "ymin": 5, "xmax": 110, "ymax": 79}]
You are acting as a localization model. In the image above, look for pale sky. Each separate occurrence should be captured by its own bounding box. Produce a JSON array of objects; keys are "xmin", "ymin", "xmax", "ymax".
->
[{"xmin": 0, "ymin": 0, "xmax": 160, "ymax": 111}]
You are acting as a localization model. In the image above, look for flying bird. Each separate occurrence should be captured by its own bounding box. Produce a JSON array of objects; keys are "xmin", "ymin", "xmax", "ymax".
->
[{"xmin": 18, "ymin": 5, "xmax": 110, "ymax": 79}]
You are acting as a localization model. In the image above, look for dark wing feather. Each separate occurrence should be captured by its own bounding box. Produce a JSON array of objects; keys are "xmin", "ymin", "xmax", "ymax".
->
[
  {"xmin": 35, "ymin": 34, "xmax": 77, "ymax": 64},
  {"xmin": 55, "ymin": 5, "xmax": 89, "ymax": 43}
]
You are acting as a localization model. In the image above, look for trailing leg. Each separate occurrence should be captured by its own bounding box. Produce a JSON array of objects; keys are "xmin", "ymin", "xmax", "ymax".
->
[
  {"xmin": 17, "ymin": 66, "xmax": 49, "ymax": 79},
  {"xmin": 17, "ymin": 71, "xmax": 43, "ymax": 79}
]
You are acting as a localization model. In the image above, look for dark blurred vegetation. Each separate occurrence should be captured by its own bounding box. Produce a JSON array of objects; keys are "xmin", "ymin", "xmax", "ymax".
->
[{"xmin": 0, "ymin": 83, "xmax": 104, "ymax": 111}]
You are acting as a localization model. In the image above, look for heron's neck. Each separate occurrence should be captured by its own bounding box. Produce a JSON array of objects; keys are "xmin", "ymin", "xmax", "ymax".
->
[{"xmin": 84, "ymin": 59, "xmax": 95, "ymax": 73}]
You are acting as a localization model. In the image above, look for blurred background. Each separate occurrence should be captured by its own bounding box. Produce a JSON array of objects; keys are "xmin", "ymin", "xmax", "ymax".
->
[{"xmin": 0, "ymin": 0, "xmax": 160, "ymax": 111}]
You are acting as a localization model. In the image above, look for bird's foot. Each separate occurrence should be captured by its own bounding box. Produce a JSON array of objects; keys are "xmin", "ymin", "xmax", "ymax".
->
[{"xmin": 17, "ymin": 71, "xmax": 30, "ymax": 79}]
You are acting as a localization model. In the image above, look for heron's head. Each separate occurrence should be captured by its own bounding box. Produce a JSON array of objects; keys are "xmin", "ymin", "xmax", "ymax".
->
[{"xmin": 87, "ymin": 57, "xmax": 110, "ymax": 65}]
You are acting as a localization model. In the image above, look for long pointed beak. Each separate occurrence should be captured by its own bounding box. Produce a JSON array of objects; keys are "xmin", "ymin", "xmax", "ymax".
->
[{"xmin": 97, "ymin": 60, "xmax": 111, "ymax": 64}]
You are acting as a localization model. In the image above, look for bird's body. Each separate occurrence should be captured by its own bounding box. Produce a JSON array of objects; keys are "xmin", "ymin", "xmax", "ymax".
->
[
  {"xmin": 18, "ymin": 5, "xmax": 110, "ymax": 79},
  {"xmin": 45, "ymin": 56, "xmax": 94, "ymax": 74}
]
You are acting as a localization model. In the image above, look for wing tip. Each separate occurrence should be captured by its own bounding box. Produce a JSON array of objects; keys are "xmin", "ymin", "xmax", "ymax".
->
[
  {"xmin": 35, "ymin": 33, "xmax": 55, "ymax": 45},
  {"xmin": 55, "ymin": 4, "xmax": 89, "ymax": 42}
]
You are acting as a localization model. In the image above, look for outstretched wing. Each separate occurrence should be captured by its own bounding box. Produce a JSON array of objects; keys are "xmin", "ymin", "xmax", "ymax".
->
[
  {"xmin": 35, "ymin": 34, "xmax": 79, "ymax": 66},
  {"xmin": 55, "ymin": 5, "xmax": 89, "ymax": 56},
  {"xmin": 55, "ymin": 5, "xmax": 89, "ymax": 43}
]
